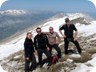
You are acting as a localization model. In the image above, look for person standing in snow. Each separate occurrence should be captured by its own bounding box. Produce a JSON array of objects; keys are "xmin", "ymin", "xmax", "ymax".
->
[
  {"xmin": 59, "ymin": 18, "xmax": 82, "ymax": 55},
  {"xmin": 34, "ymin": 27, "xmax": 52, "ymax": 67},
  {"xmin": 43, "ymin": 26, "xmax": 61, "ymax": 58},
  {"xmin": 24, "ymin": 32, "xmax": 37, "ymax": 72}
]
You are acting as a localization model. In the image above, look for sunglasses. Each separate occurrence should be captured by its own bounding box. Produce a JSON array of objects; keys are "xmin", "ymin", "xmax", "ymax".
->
[
  {"xmin": 49, "ymin": 28, "xmax": 53, "ymax": 30},
  {"xmin": 36, "ymin": 29, "xmax": 41, "ymax": 32}
]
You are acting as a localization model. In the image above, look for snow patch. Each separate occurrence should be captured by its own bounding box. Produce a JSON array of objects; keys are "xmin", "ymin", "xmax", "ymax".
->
[
  {"xmin": 0, "ymin": 10, "xmax": 27, "ymax": 15},
  {"xmin": 69, "ymin": 54, "xmax": 81, "ymax": 58},
  {"xmin": 0, "ymin": 65, "xmax": 7, "ymax": 72},
  {"xmin": 71, "ymin": 64, "xmax": 92, "ymax": 72}
]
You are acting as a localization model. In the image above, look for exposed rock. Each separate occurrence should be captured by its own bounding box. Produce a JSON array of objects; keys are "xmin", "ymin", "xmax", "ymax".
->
[{"xmin": 1, "ymin": 34, "xmax": 96, "ymax": 72}]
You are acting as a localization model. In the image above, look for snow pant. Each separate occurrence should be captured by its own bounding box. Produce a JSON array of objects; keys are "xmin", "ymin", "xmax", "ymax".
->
[
  {"xmin": 25, "ymin": 54, "xmax": 37, "ymax": 72},
  {"xmin": 64, "ymin": 38, "xmax": 82, "ymax": 54},
  {"xmin": 37, "ymin": 48, "xmax": 52, "ymax": 66},
  {"xmin": 49, "ymin": 44, "xmax": 61, "ymax": 58}
]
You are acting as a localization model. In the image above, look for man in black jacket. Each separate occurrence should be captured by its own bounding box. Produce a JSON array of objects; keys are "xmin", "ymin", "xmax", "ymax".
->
[
  {"xmin": 34, "ymin": 27, "xmax": 51, "ymax": 67},
  {"xmin": 59, "ymin": 18, "xmax": 82, "ymax": 55},
  {"xmin": 24, "ymin": 32, "xmax": 37, "ymax": 72}
]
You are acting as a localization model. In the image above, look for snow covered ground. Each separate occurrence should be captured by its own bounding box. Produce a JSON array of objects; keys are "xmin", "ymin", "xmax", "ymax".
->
[
  {"xmin": 0, "ymin": 36, "xmax": 25, "ymax": 60},
  {"xmin": 71, "ymin": 54, "xmax": 96, "ymax": 72},
  {"xmin": 0, "ymin": 65, "xmax": 7, "ymax": 72},
  {"xmin": 0, "ymin": 13, "xmax": 96, "ymax": 72}
]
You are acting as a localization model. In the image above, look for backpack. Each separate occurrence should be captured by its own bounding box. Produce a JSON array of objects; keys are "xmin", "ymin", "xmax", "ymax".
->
[{"xmin": 51, "ymin": 55, "xmax": 58, "ymax": 64}]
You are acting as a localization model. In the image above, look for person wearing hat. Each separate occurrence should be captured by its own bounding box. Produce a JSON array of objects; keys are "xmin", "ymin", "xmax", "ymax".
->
[{"xmin": 59, "ymin": 18, "xmax": 82, "ymax": 55}]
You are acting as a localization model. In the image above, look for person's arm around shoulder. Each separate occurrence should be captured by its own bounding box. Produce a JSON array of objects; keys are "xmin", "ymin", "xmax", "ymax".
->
[
  {"xmin": 42, "ymin": 32, "xmax": 49, "ymax": 35},
  {"xmin": 55, "ymin": 32, "xmax": 61, "ymax": 44}
]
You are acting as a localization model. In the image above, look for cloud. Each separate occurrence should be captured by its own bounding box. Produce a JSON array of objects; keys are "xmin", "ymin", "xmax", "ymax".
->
[
  {"xmin": 89, "ymin": 0, "xmax": 96, "ymax": 8},
  {"xmin": 0, "ymin": 0, "xmax": 7, "ymax": 8}
]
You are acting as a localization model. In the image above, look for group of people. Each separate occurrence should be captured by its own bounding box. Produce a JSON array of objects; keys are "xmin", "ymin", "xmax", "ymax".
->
[{"xmin": 24, "ymin": 18, "xmax": 82, "ymax": 72}]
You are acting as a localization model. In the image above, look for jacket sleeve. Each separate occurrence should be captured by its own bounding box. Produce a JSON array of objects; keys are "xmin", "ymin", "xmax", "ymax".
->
[
  {"xmin": 24, "ymin": 41, "xmax": 28, "ymax": 51},
  {"xmin": 32, "ymin": 43, "xmax": 35, "ymax": 53},
  {"xmin": 59, "ymin": 25, "xmax": 65, "ymax": 30},
  {"xmin": 73, "ymin": 24, "xmax": 77, "ymax": 31},
  {"xmin": 24, "ymin": 41, "xmax": 29, "ymax": 57}
]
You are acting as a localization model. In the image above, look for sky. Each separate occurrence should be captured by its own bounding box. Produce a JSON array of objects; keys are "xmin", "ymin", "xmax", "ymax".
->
[{"xmin": 0, "ymin": 0, "xmax": 96, "ymax": 12}]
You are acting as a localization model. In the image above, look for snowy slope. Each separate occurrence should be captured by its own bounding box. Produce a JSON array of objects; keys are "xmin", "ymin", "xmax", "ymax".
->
[
  {"xmin": 0, "ymin": 13, "xmax": 96, "ymax": 60},
  {"xmin": 0, "ymin": 37, "xmax": 25, "ymax": 60},
  {"xmin": 71, "ymin": 54, "xmax": 96, "ymax": 72},
  {"xmin": 0, "ymin": 13, "xmax": 96, "ymax": 72},
  {"xmin": 0, "ymin": 65, "xmax": 7, "ymax": 72}
]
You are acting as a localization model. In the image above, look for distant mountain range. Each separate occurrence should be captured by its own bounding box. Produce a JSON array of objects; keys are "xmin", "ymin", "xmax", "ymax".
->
[
  {"xmin": 0, "ymin": 10, "xmax": 56, "ymax": 41},
  {"xmin": 0, "ymin": 10, "xmax": 94, "ymax": 42}
]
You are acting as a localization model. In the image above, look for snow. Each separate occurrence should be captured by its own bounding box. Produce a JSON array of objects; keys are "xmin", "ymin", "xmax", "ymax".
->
[
  {"xmin": 87, "ymin": 37, "xmax": 96, "ymax": 42},
  {"xmin": 71, "ymin": 64, "xmax": 92, "ymax": 72},
  {"xmin": 0, "ymin": 65, "xmax": 7, "ymax": 72},
  {"xmin": 86, "ymin": 57, "xmax": 96, "ymax": 66},
  {"xmin": 77, "ymin": 21, "xmax": 96, "ymax": 36},
  {"xmin": 71, "ymin": 54, "xmax": 96, "ymax": 72},
  {"xmin": 91, "ymin": 54, "xmax": 96, "ymax": 58},
  {"xmin": 69, "ymin": 54, "xmax": 81, "ymax": 58},
  {"xmin": 0, "ymin": 13, "xmax": 96, "ymax": 72},
  {"xmin": 32, "ymin": 13, "xmax": 84, "ymax": 36},
  {"xmin": 90, "ymin": 66, "xmax": 96, "ymax": 72},
  {"xmin": 0, "ymin": 10, "xmax": 27, "ymax": 15},
  {"xmin": 0, "ymin": 37, "xmax": 25, "ymax": 60},
  {"xmin": 60, "ymin": 68, "xmax": 64, "ymax": 72},
  {"xmin": 66, "ymin": 59, "xmax": 73, "ymax": 63}
]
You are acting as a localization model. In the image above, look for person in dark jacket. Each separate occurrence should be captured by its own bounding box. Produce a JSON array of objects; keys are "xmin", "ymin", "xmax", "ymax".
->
[
  {"xmin": 59, "ymin": 18, "xmax": 82, "ymax": 55},
  {"xmin": 34, "ymin": 27, "xmax": 52, "ymax": 67},
  {"xmin": 24, "ymin": 32, "xmax": 37, "ymax": 72}
]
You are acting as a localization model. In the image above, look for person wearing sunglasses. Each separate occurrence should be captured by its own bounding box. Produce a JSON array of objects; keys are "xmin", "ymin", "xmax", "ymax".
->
[{"xmin": 34, "ymin": 27, "xmax": 52, "ymax": 67}]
